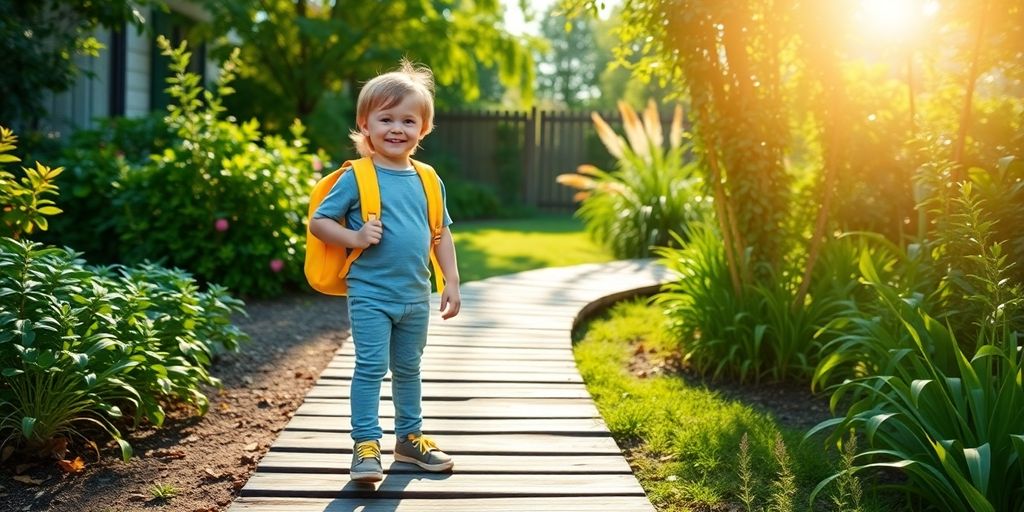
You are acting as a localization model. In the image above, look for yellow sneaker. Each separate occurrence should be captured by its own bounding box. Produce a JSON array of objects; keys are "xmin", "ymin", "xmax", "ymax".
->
[
  {"xmin": 350, "ymin": 440, "xmax": 383, "ymax": 482},
  {"xmin": 394, "ymin": 433, "xmax": 454, "ymax": 472}
]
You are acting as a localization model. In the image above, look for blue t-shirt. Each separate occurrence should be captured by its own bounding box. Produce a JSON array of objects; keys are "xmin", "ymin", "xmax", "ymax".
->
[{"xmin": 313, "ymin": 165, "xmax": 452, "ymax": 302}]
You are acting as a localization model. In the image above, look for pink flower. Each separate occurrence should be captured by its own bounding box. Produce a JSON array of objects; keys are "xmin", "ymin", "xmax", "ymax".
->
[
  {"xmin": 269, "ymin": 259, "xmax": 284, "ymax": 273},
  {"xmin": 214, "ymin": 218, "xmax": 230, "ymax": 232},
  {"xmin": 312, "ymin": 156, "xmax": 323, "ymax": 172}
]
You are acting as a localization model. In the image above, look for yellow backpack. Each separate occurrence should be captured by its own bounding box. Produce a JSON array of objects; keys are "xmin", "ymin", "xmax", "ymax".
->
[{"xmin": 304, "ymin": 157, "xmax": 446, "ymax": 296}]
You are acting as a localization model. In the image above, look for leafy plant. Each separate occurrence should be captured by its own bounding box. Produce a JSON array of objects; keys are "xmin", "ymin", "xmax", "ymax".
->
[
  {"xmin": 37, "ymin": 113, "xmax": 171, "ymax": 263},
  {"xmin": 0, "ymin": 126, "xmax": 64, "ymax": 239},
  {"xmin": 0, "ymin": 238, "xmax": 247, "ymax": 461},
  {"xmin": 148, "ymin": 483, "xmax": 178, "ymax": 500},
  {"xmin": 807, "ymin": 253, "xmax": 1024, "ymax": 512},
  {"xmin": 114, "ymin": 37, "xmax": 318, "ymax": 297},
  {"xmin": 655, "ymin": 223, "xmax": 853, "ymax": 383},
  {"xmin": 557, "ymin": 100, "xmax": 705, "ymax": 258}
]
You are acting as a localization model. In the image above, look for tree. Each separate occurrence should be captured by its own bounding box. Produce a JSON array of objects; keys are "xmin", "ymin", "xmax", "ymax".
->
[
  {"xmin": 0, "ymin": 0, "xmax": 154, "ymax": 129},
  {"xmin": 535, "ymin": 4, "xmax": 611, "ymax": 109},
  {"xmin": 198, "ymin": 0, "xmax": 534, "ymax": 152}
]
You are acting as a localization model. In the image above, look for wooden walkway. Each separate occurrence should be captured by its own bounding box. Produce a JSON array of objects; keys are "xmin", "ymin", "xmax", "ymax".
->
[{"xmin": 231, "ymin": 260, "xmax": 669, "ymax": 511}]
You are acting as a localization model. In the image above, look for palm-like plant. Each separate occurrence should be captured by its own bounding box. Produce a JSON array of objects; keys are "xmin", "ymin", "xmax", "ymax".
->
[{"xmin": 557, "ymin": 100, "xmax": 705, "ymax": 258}]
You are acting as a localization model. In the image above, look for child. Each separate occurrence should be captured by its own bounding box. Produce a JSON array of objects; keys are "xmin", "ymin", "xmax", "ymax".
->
[{"xmin": 308, "ymin": 60, "xmax": 461, "ymax": 483}]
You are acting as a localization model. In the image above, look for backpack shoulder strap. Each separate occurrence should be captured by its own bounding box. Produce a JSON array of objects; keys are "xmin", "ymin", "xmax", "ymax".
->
[
  {"xmin": 411, "ymin": 159, "xmax": 446, "ymax": 294},
  {"xmin": 335, "ymin": 157, "xmax": 379, "ymax": 282}
]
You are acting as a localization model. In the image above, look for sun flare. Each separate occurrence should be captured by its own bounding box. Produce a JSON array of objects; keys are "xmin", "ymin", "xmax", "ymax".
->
[{"xmin": 856, "ymin": 0, "xmax": 940, "ymax": 40}]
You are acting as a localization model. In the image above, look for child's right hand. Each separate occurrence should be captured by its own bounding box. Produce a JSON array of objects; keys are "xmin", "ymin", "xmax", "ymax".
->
[{"xmin": 357, "ymin": 217, "xmax": 383, "ymax": 248}]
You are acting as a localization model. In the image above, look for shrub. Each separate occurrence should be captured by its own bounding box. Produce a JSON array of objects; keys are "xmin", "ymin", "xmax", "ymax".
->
[
  {"xmin": 38, "ymin": 113, "xmax": 171, "ymax": 263},
  {"xmin": 0, "ymin": 126, "xmax": 64, "ymax": 239},
  {"xmin": 0, "ymin": 238, "xmax": 246, "ymax": 461},
  {"xmin": 557, "ymin": 100, "xmax": 705, "ymax": 258},
  {"xmin": 807, "ymin": 253, "xmax": 1024, "ymax": 512},
  {"xmin": 113, "ymin": 37, "xmax": 319, "ymax": 297},
  {"xmin": 655, "ymin": 223, "xmax": 854, "ymax": 383}
]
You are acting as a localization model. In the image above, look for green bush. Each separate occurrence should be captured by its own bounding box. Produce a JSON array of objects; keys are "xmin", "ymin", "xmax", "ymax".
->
[
  {"xmin": 37, "ymin": 113, "xmax": 171, "ymax": 263},
  {"xmin": 557, "ymin": 101, "xmax": 705, "ymax": 258},
  {"xmin": 0, "ymin": 126, "xmax": 64, "ymax": 240},
  {"xmin": 655, "ymin": 223, "xmax": 855, "ymax": 383},
  {"xmin": 114, "ymin": 37, "xmax": 318, "ymax": 297},
  {"xmin": 808, "ymin": 253, "xmax": 1024, "ymax": 512},
  {"xmin": 0, "ymin": 238, "xmax": 246, "ymax": 461}
]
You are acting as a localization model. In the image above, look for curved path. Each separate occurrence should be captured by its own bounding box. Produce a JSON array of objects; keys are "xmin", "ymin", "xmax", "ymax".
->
[{"xmin": 230, "ymin": 260, "xmax": 670, "ymax": 511}]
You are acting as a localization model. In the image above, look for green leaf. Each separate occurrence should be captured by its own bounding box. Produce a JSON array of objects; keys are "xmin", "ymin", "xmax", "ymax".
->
[
  {"xmin": 116, "ymin": 438, "xmax": 133, "ymax": 462},
  {"xmin": 21, "ymin": 416, "xmax": 36, "ymax": 439}
]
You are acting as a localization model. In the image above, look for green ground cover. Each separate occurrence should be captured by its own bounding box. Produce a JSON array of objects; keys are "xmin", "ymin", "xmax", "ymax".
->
[
  {"xmin": 452, "ymin": 215, "xmax": 612, "ymax": 283},
  {"xmin": 574, "ymin": 299, "xmax": 899, "ymax": 512}
]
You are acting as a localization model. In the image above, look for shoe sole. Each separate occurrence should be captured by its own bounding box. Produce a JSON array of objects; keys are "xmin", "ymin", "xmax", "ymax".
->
[
  {"xmin": 394, "ymin": 453, "xmax": 454, "ymax": 472},
  {"xmin": 350, "ymin": 470, "xmax": 384, "ymax": 482}
]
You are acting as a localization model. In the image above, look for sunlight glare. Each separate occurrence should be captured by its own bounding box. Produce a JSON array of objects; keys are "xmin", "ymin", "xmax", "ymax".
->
[{"xmin": 856, "ymin": 0, "xmax": 938, "ymax": 40}]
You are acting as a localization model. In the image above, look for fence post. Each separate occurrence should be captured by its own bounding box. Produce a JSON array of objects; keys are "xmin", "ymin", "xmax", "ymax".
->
[{"xmin": 523, "ymin": 106, "xmax": 537, "ymax": 207}]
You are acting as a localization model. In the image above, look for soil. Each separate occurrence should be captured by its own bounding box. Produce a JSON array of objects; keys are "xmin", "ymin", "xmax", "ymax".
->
[
  {"xmin": 0, "ymin": 293, "xmax": 350, "ymax": 512},
  {"xmin": 1, "ymin": 294, "xmax": 830, "ymax": 512}
]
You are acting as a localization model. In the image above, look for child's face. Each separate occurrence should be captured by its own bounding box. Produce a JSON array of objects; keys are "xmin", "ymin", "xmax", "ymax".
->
[{"xmin": 360, "ymin": 95, "xmax": 428, "ymax": 168}]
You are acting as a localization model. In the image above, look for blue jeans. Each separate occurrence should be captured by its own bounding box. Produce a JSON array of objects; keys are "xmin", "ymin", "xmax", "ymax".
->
[{"xmin": 347, "ymin": 296, "xmax": 429, "ymax": 442}]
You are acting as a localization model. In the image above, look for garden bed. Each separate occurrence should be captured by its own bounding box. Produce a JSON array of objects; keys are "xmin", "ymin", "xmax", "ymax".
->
[{"xmin": 1, "ymin": 293, "xmax": 349, "ymax": 512}]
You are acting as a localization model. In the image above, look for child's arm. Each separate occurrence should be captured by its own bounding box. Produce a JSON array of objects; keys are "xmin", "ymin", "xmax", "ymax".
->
[
  {"xmin": 310, "ymin": 216, "xmax": 383, "ymax": 249},
  {"xmin": 436, "ymin": 226, "xmax": 461, "ymax": 319}
]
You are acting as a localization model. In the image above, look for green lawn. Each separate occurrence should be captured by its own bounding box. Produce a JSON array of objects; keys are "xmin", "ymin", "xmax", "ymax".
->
[
  {"xmin": 575, "ymin": 300, "xmax": 900, "ymax": 511},
  {"xmin": 451, "ymin": 215, "xmax": 612, "ymax": 283}
]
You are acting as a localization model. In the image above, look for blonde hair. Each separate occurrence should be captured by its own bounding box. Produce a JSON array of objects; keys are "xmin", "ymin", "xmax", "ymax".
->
[{"xmin": 350, "ymin": 59, "xmax": 436, "ymax": 157}]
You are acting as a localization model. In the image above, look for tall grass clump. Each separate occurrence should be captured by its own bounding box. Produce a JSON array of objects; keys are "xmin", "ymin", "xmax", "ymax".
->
[
  {"xmin": 808, "ymin": 245, "xmax": 1024, "ymax": 512},
  {"xmin": 655, "ymin": 222, "xmax": 856, "ymax": 383},
  {"xmin": 557, "ymin": 100, "xmax": 706, "ymax": 258}
]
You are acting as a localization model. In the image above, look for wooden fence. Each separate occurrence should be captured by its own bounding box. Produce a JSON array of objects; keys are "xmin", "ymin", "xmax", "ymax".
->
[{"xmin": 418, "ymin": 108, "xmax": 622, "ymax": 211}]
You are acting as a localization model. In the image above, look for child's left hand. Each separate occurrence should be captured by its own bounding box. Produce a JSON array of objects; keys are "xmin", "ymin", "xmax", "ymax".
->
[{"xmin": 439, "ymin": 284, "xmax": 461, "ymax": 320}]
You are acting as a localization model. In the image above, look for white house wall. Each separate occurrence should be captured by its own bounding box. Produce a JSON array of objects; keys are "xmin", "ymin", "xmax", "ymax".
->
[
  {"xmin": 42, "ymin": 29, "xmax": 112, "ymax": 136},
  {"xmin": 125, "ymin": 21, "xmax": 151, "ymax": 118}
]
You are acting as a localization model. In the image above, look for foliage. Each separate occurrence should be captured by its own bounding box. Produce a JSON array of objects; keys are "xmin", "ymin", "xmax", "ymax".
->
[
  {"xmin": 0, "ymin": 0, "xmax": 154, "ymax": 128},
  {"xmin": 655, "ymin": 224, "xmax": 855, "ymax": 383},
  {"xmin": 807, "ymin": 253, "xmax": 1024, "ymax": 512},
  {"xmin": 0, "ymin": 238, "xmax": 246, "ymax": 461},
  {"xmin": 115, "ymin": 37, "xmax": 318, "ymax": 297},
  {"xmin": 535, "ymin": 3, "xmax": 612, "ymax": 109},
  {"xmin": 0, "ymin": 126, "xmax": 64, "ymax": 239},
  {"xmin": 443, "ymin": 180, "xmax": 502, "ymax": 221},
  {"xmin": 36, "ymin": 113, "xmax": 171, "ymax": 262},
  {"xmin": 557, "ymin": 100, "xmax": 704, "ymax": 258},
  {"xmin": 573, "ymin": 299, "xmax": 892, "ymax": 511},
  {"xmin": 197, "ymin": 0, "xmax": 535, "ymax": 155}
]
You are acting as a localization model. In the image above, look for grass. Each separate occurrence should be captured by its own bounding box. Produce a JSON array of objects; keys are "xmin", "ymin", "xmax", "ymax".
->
[
  {"xmin": 148, "ymin": 483, "xmax": 178, "ymax": 500},
  {"xmin": 451, "ymin": 214, "xmax": 613, "ymax": 283},
  {"xmin": 574, "ymin": 299, "xmax": 900, "ymax": 512}
]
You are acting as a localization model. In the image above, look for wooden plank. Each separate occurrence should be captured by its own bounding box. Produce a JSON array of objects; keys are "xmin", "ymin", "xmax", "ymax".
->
[
  {"xmin": 295, "ymin": 398, "xmax": 600, "ymax": 419},
  {"xmin": 425, "ymin": 325, "xmax": 573, "ymax": 338},
  {"xmin": 318, "ymin": 368, "xmax": 583, "ymax": 384},
  {"xmin": 327, "ymin": 359, "xmax": 580, "ymax": 372},
  {"xmin": 282, "ymin": 416, "xmax": 608, "ymax": 434},
  {"xmin": 270, "ymin": 432, "xmax": 624, "ymax": 455},
  {"xmin": 255, "ymin": 452, "xmax": 632, "ymax": 474},
  {"xmin": 307, "ymin": 381, "xmax": 591, "ymax": 400},
  {"xmin": 238, "ymin": 473, "xmax": 647, "ymax": 498},
  {"xmin": 339, "ymin": 344, "xmax": 575, "ymax": 361},
  {"xmin": 231, "ymin": 496, "xmax": 655, "ymax": 511}
]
